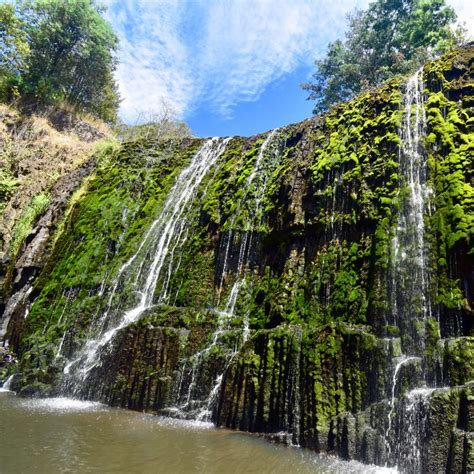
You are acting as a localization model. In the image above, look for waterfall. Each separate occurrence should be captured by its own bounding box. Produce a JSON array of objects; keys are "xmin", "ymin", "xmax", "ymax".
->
[
  {"xmin": 390, "ymin": 68, "xmax": 431, "ymax": 353},
  {"xmin": 171, "ymin": 129, "xmax": 282, "ymax": 421},
  {"xmin": 385, "ymin": 68, "xmax": 435, "ymax": 471},
  {"xmin": 218, "ymin": 128, "xmax": 281, "ymax": 293},
  {"xmin": 213, "ymin": 129, "xmax": 282, "ymax": 389},
  {"xmin": 395, "ymin": 388, "xmax": 435, "ymax": 473},
  {"xmin": 0, "ymin": 374, "xmax": 15, "ymax": 392},
  {"xmin": 384, "ymin": 355, "xmax": 420, "ymax": 460},
  {"xmin": 62, "ymin": 137, "xmax": 231, "ymax": 395}
]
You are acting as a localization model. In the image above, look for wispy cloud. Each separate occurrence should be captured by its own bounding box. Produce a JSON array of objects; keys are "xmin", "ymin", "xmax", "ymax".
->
[
  {"xmin": 104, "ymin": 0, "xmax": 193, "ymax": 121},
  {"xmin": 196, "ymin": 0, "xmax": 361, "ymax": 117},
  {"xmin": 105, "ymin": 0, "xmax": 472, "ymax": 123},
  {"xmin": 105, "ymin": 0, "xmax": 370, "ymax": 122}
]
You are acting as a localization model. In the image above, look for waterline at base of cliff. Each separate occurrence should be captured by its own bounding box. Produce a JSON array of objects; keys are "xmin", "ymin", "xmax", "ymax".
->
[{"xmin": 0, "ymin": 394, "xmax": 395, "ymax": 474}]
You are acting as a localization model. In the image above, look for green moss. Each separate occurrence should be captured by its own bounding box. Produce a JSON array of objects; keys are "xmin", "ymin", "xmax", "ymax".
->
[
  {"xmin": 20, "ymin": 139, "xmax": 202, "ymax": 362},
  {"xmin": 422, "ymin": 49, "xmax": 473, "ymax": 322},
  {"xmin": 443, "ymin": 337, "xmax": 474, "ymax": 385}
]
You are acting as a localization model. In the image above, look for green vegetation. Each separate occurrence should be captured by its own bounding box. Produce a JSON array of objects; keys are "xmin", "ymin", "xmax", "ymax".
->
[
  {"xmin": 19, "ymin": 138, "xmax": 200, "ymax": 360},
  {"xmin": 0, "ymin": 2, "xmax": 29, "ymax": 80},
  {"xmin": 9, "ymin": 192, "xmax": 49, "ymax": 258},
  {"xmin": 302, "ymin": 0, "xmax": 466, "ymax": 114},
  {"xmin": 116, "ymin": 120, "xmax": 193, "ymax": 142},
  {"xmin": 0, "ymin": 169, "xmax": 19, "ymax": 212},
  {"xmin": 0, "ymin": 0, "xmax": 120, "ymax": 122},
  {"xmin": 423, "ymin": 47, "xmax": 473, "ymax": 315}
]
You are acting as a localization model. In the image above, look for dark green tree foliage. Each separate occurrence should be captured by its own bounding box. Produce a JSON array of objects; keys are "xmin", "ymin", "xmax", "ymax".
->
[
  {"xmin": 0, "ymin": 0, "xmax": 120, "ymax": 122},
  {"xmin": 0, "ymin": 3, "xmax": 29, "ymax": 77},
  {"xmin": 302, "ymin": 0, "xmax": 463, "ymax": 114}
]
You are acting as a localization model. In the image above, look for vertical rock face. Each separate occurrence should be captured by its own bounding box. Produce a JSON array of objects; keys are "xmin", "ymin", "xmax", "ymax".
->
[{"xmin": 1, "ymin": 46, "xmax": 473, "ymax": 471}]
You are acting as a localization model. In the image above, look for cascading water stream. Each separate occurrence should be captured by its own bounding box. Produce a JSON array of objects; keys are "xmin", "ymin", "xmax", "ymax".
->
[
  {"xmin": 169, "ymin": 281, "xmax": 244, "ymax": 418},
  {"xmin": 0, "ymin": 374, "xmax": 15, "ymax": 392},
  {"xmin": 177, "ymin": 129, "xmax": 282, "ymax": 421},
  {"xmin": 62, "ymin": 137, "xmax": 231, "ymax": 395},
  {"xmin": 391, "ymin": 68, "xmax": 431, "ymax": 353},
  {"xmin": 218, "ymin": 128, "xmax": 280, "ymax": 294},
  {"xmin": 395, "ymin": 387, "xmax": 436, "ymax": 473},
  {"xmin": 385, "ymin": 68, "xmax": 435, "ymax": 471},
  {"xmin": 384, "ymin": 356, "xmax": 420, "ymax": 459},
  {"xmin": 194, "ymin": 279, "xmax": 247, "ymax": 420}
]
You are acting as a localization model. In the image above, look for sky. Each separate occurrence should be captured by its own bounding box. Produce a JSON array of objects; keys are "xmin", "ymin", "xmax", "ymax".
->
[{"xmin": 104, "ymin": 0, "xmax": 474, "ymax": 138}]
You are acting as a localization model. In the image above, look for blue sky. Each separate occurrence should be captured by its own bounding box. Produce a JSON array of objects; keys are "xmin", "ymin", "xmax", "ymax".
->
[{"xmin": 104, "ymin": 0, "xmax": 474, "ymax": 138}]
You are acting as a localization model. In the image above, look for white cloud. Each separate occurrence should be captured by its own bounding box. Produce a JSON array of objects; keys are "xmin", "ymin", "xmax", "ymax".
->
[
  {"xmin": 105, "ymin": 0, "xmax": 473, "ymax": 123},
  {"xmin": 103, "ymin": 0, "xmax": 192, "ymax": 121},
  {"xmin": 446, "ymin": 0, "xmax": 474, "ymax": 40},
  {"xmin": 106, "ymin": 0, "xmax": 367, "ymax": 122},
  {"xmin": 196, "ymin": 0, "xmax": 350, "ymax": 116}
]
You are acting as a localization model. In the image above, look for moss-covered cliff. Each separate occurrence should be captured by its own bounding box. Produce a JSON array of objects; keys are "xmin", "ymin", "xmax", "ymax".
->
[
  {"xmin": 1, "ymin": 45, "xmax": 473, "ymax": 472},
  {"xmin": 0, "ymin": 104, "xmax": 111, "ymax": 348}
]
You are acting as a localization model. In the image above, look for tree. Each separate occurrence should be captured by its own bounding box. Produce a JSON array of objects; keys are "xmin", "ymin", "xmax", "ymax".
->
[
  {"xmin": 0, "ymin": 0, "xmax": 120, "ymax": 122},
  {"xmin": 114, "ymin": 102, "xmax": 193, "ymax": 142},
  {"xmin": 0, "ymin": 3, "xmax": 29, "ymax": 76},
  {"xmin": 302, "ymin": 0, "xmax": 465, "ymax": 114}
]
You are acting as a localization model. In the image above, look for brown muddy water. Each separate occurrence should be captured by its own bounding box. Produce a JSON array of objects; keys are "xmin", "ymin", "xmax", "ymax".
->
[{"xmin": 0, "ymin": 392, "xmax": 395, "ymax": 473}]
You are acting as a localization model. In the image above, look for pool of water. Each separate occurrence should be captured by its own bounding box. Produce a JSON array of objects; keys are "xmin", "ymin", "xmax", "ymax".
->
[{"xmin": 0, "ymin": 392, "xmax": 395, "ymax": 473}]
